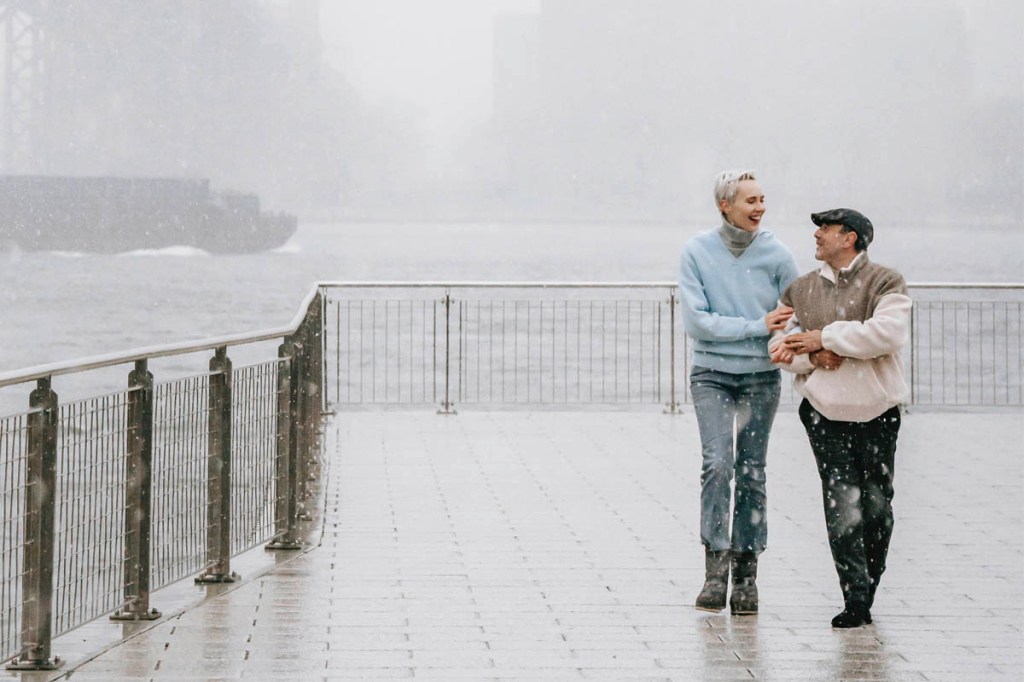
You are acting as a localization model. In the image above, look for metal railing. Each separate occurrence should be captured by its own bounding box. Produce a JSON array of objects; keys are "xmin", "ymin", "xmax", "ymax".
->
[
  {"xmin": 319, "ymin": 281, "xmax": 1024, "ymax": 411},
  {"xmin": 0, "ymin": 288, "xmax": 326, "ymax": 670},
  {"xmin": 908, "ymin": 284, "xmax": 1023, "ymax": 407},
  {"xmin": 0, "ymin": 279, "xmax": 1020, "ymax": 670},
  {"xmin": 321, "ymin": 283, "xmax": 685, "ymax": 411}
]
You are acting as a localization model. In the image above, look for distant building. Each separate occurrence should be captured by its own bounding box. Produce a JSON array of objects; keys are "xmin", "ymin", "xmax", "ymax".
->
[{"xmin": 487, "ymin": 1, "xmax": 1010, "ymax": 223}]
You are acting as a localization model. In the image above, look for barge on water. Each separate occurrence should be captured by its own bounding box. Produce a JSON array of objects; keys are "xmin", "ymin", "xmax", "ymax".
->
[{"xmin": 0, "ymin": 175, "xmax": 297, "ymax": 254}]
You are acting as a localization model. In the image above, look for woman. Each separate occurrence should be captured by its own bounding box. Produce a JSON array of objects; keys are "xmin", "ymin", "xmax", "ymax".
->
[{"xmin": 678, "ymin": 169, "xmax": 798, "ymax": 614}]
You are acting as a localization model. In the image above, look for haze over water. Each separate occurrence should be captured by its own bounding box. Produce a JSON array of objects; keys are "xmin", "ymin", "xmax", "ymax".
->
[
  {"xmin": 1, "ymin": 219, "xmax": 1019, "ymax": 373},
  {"xmin": 0, "ymin": 2, "xmax": 1020, "ymax": 411}
]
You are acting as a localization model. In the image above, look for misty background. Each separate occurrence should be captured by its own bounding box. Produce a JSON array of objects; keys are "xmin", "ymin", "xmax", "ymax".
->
[{"xmin": 0, "ymin": 0, "xmax": 1020, "ymax": 228}]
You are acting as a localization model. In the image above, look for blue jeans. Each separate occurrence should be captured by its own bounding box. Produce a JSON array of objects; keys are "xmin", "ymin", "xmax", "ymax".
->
[{"xmin": 690, "ymin": 366, "xmax": 781, "ymax": 554}]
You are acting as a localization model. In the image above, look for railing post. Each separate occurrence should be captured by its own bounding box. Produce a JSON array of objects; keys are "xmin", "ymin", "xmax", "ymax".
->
[
  {"xmin": 290, "ymin": 295, "xmax": 326, "ymax": 520},
  {"xmin": 318, "ymin": 290, "xmax": 328, "ymax": 414},
  {"xmin": 665, "ymin": 290, "xmax": 680, "ymax": 414},
  {"xmin": 438, "ymin": 289, "xmax": 456, "ymax": 414},
  {"xmin": 306, "ymin": 298, "xmax": 324, "ymax": 487},
  {"xmin": 306, "ymin": 294, "xmax": 324, "ymax": 425},
  {"xmin": 317, "ymin": 293, "xmax": 325, "ymax": 413},
  {"xmin": 295, "ymin": 323, "xmax": 312, "ymax": 514},
  {"xmin": 111, "ymin": 360, "xmax": 161, "ymax": 621},
  {"xmin": 909, "ymin": 301, "xmax": 916, "ymax": 407},
  {"xmin": 266, "ymin": 341, "xmax": 302, "ymax": 550},
  {"xmin": 288, "ymin": 321, "xmax": 315, "ymax": 519},
  {"xmin": 7, "ymin": 377, "xmax": 61, "ymax": 671},
  {"xmin": 196, "ymin": 347, "xmax": 238, "ymax": 583}
]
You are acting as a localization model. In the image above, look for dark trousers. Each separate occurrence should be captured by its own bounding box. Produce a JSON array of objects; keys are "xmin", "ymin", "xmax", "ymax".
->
[{"xmin": 798, "ymin": 399, "xmax": 900, "ymax": 606}]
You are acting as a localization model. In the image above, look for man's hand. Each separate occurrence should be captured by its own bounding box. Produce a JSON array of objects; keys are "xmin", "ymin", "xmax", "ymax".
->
[
  {"xmin": 764, "ymin": 305, "xmax": 794, "ymax": 332},
  {"xmin": 809, "ymin": 349, "xmax": 844, "ymax": 370},
  {"xmin": 782, "ymin": 329, "xmax": 824, "ymax": 354}
]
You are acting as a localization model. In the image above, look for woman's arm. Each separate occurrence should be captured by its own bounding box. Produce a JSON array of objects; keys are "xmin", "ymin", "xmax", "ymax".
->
[
  {"xmin": 679, "ymin": 253, "xmax": 767, "ymax": 341},
  {"xmin": 769, "ymin": 315, "xmax": 814, "ymax": 374}
]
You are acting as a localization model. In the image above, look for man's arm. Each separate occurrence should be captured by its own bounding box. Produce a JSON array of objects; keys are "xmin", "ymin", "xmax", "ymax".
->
[
  {"xmin": 777, "ymin": 329, "xmax": 845, "ymax": 371},
  {"xmin": 809, "ymin": 349, "xmax": 845, "ymax": 370},
  {"xmin": 821, "ymin": 293, "xmax": 911, "ymax": 359}
]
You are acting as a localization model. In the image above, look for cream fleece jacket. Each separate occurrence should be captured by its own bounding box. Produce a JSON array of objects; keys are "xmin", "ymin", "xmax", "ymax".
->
[{"xmin": 769, "ymin": 253, "xmax": 911, "ymax": 422}]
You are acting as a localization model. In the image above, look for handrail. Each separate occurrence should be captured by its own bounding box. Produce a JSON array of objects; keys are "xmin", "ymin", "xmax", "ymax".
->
[
  {"xmin": 317, "ymin": 280, "xmax": 1024, "ymax": 289},
  {"xmin": 0, "ymin": 282, "xmax": 322, "ymax": 388},
  {"xmin": 904, "ymin": 282, "xmax": 1024, "ymax": 289},
  {"xmin": 316, "ymin": 281, "xmax": 677, "ymax": 289}
]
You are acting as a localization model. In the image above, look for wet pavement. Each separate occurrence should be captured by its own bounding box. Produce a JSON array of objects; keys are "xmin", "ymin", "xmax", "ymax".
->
[{"xmin": 6, "ymin": 408, "xmax": 1022, "ymax": 681}]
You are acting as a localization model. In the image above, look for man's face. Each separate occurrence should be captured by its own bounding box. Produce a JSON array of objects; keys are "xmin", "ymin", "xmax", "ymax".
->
[
  {"xmin": 719, "ymin": 179, "xmax": 765, "ymax": 232},
  {"xmin": 814, "ymin": 223, "xmax": 856, "ymax": 262}
]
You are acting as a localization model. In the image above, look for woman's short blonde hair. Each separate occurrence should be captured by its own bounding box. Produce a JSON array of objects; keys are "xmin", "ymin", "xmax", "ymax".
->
[{"xmin": 714, "ymin": 169, "xmax": 758, "ymax": 206}]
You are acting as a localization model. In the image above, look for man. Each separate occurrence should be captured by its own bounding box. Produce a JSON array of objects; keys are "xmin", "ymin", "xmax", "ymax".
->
[
  {"xmin": 679, "ymin": 169, "xmax": 798, "ymax": 614},
  {"xmin": 769, "ymin": 208, "xmax": 911, "ymax": 628}
]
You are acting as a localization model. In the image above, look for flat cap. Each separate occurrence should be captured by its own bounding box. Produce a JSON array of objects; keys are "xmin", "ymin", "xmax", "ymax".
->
[{"xmin": 810, "ymin": 208, "xmax": 873, "ymax": 249}]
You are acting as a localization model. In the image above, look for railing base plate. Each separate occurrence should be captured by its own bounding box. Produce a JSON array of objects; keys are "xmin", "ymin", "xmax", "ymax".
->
[
  {"xmin": 195, "ymin": 571, "xmax": 240, "ymax": 584},
  {"xmin": 110, "ymin": 608, "xmax": 162, "ymax": 622},
  {"xmin": 6, "ymin": 656, "xmax": 62, "ymax": 671}
]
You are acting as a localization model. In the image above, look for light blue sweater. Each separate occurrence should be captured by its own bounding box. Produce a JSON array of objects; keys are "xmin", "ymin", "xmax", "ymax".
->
[{"xmin": 679, "ymin": 227, "xmax": 799, "ymax": 373}]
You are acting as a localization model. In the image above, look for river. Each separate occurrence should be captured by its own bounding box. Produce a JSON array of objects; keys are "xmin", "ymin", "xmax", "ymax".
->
[{"xmin": 0, "ymin": 220, "xmax": 1020, "ymax": 411}]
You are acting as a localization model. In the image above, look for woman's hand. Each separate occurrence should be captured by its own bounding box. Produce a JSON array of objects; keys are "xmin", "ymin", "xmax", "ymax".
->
[{"xmin": 764, "ymin": 305, "xmax": 794, "ymax": 332}]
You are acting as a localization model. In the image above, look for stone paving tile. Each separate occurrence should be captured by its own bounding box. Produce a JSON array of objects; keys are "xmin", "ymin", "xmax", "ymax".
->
[{"xmin": 17, "ymin": 410, "xmax": 1023, "ymax": 682}]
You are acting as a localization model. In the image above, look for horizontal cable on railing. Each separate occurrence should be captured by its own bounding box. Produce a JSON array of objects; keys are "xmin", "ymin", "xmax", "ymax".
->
[
  {"xmin": 318, "ymin": 280, "xmax": 1024, "ymax": 289},
  {"xmin": 317, "ymin": 281, "xmax": 679, "ymax": 289}
]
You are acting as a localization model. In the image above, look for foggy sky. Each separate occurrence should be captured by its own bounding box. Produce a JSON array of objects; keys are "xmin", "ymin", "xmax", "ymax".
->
[
  {"xmin": 319, "ymin": 0, "xmax": 1022, "ymax": 224},
  {"xmin": 320, "ymin": 0, "xmax": 540, "ymax": 169},
  {"xmin": 0, "ymin": 1, "xmax": 1019, "ymax": 224},
  {"xmin": 323, "ymin": 0, "xmax": 1019, "ymax": 129},
  {"xmin": 321, "ymin": 0, "xmax": 1020, "ymax": 118}
]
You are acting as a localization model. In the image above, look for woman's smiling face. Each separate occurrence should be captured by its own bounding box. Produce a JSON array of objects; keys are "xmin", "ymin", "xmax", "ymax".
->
[{"xmin": 719, "ymin": 179, "xmax": 765, "ymax": 232}]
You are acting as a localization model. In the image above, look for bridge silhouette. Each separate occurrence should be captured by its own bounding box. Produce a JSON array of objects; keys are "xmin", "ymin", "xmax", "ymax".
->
[{"xmin": 0, "ymin": 1, "xmax": 336, "ymax": 213}]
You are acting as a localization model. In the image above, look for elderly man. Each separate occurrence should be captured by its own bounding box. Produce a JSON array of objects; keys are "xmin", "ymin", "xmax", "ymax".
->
[
  {"xmin": 769, "ymin": 208, "xmax": 911, "ymax": 628},
  {"xmin": 679, "ymin": 170, "xmax": 798, "ymax": 615}
]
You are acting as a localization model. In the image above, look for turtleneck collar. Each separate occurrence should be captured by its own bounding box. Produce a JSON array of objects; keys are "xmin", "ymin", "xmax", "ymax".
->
[{"xmin": 717, "ymin": 217, "xmax": 759, "ymax": 257}]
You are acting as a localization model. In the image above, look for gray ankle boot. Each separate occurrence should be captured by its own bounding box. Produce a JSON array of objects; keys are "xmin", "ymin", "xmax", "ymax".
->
[
  {"xmin": 729, "ymin": 551, "xmax": 758, "ymax": 615},
  {"xmin": 695, "ymin": 549, "xmax": 730, "ymax": 612}
]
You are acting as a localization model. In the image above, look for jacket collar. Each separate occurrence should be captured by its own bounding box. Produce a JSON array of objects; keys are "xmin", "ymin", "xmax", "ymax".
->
[{"xmin": 818, "ymin": 251, "xmax": 869, "ymax": 285}]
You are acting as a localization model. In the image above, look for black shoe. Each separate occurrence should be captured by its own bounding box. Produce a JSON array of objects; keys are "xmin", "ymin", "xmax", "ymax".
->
[
  {"xmin": 695, "ymin": 550, "xmax": 730, "ymax": 612},
  {"xmin": 831, "ymin": 603, "xmax": 872, "ymax": 628},
  {"xmin": 730, "ymin": 578, "xmax": 758, "ymax": 615},
  {"xmin": 729, "ymin": 552, "xmax": 758, "ymax": 615},
  {"xmin": 695, "ymin": 578, "xmax": 727, "ymax": 612}
]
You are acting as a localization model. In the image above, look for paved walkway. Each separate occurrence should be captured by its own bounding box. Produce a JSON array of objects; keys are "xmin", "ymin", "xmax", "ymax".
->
[{"xmin": 8, "ymin": 408, "xmax": 1023, "ymax": 681}]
